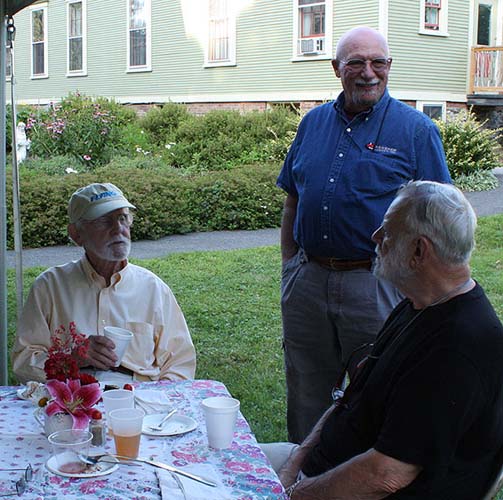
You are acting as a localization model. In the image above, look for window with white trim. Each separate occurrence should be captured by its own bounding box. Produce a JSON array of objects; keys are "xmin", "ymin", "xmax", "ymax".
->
[
  {"xmin": 417, "ymin": 101, "xmax": 446, "ymax": 121},
  {"xmin": 420, "ymin": 0, "xmax": 448, "ymax": 35},
  {"xmin": 67, "ymin": 0, "xmax": 86, "ymax": 75},
  {"xmin": 293, "ymin": 0, "xmax": 333, "ymax": 59},
  {"xmin": 31, "ymin": 5, "xmax": 48, "ymax": 78},
  {"xmin": 127, "ymin": 0, "xmax": 151, "ymax": 71},
  {"xmin": 206, "ymin": 0, "xmax": 236, "ymax": 66}
]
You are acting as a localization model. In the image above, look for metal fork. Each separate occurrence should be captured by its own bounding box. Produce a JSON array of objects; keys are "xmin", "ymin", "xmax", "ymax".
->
[{"xmin": 148, "ymin": 409, "xmax": 177, "ymax": 431}]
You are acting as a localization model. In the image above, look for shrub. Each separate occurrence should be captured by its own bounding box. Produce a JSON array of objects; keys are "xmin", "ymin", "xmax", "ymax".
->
[
  {"xmin": 26, "ymin": 93, "xmax": 136, "ymax": 168},
  {"xmin": 5, "ymin": 162, "xmax": 284, "ymax": 249},
  {"xmin": 140, "ymin": 102, "xmax": 191, "ymax": 146},
  {"xmin": 435, "ymin": 109, "xmax": 502, "ymax": 178},
  {"xmin": 20, "ymin": 155, "xmax": 83, "ymax": 176},
  {"xmin": 166, "ymin": 108, "xmax": 300, "ymax": 170}
]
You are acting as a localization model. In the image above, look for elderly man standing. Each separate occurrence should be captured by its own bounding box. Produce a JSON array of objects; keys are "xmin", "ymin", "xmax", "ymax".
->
[
  {"xmin": 264, "ymin": 181, "xmax": 503, "ymax": 499},
  {"xmin": 277, "ymin": 26, "xmax": 452, "ymax": 443},
  {"xmin": 11, "ymin": 183, "xmax": 196, "ymax": 384}
]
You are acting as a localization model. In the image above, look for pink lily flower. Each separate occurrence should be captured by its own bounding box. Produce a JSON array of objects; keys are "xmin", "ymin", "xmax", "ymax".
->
[{"xmin": 45, "ymin": 379, "xmax": 102, "ymax": 430}]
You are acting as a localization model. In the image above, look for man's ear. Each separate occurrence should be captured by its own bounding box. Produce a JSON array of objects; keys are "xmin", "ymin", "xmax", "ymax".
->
[
  {"xmin": 68, "ymin": 223, "xmax": 83, "ymax": 247},
  {"xmin": 332, "ymin": 59, "xmax": 341, "ymax": 78},
  {"xmin": 410, "ymin": 237, "xmax": 429, "ymax": 268}
]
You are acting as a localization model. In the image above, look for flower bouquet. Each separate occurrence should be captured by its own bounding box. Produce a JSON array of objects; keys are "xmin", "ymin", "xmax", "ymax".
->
[{"xmin": 39, "ymin": 323, "xmax": 102, "ymax": 431}]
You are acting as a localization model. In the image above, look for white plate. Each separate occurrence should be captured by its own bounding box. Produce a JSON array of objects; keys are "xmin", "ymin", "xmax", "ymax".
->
[
  {"xmin": 142, "ymin": 413, "xmax": 198, "ymax": 437},
  {"xmin": 45, "ymin": 455, "xmax": 119, "ymax": 478}
]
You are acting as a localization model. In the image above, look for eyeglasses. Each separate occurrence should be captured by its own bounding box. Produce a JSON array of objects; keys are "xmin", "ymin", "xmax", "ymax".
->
[
  {"xmin": 341, "ymin": 57, "xmax": 392, "ymax": 72},
  {"xmin": 85, "ymin": 213, "xmax": 134, "ymax": 230},
  {"xmin": 0, "ymin": 465, "xmax": 33, "ymax": 497}
]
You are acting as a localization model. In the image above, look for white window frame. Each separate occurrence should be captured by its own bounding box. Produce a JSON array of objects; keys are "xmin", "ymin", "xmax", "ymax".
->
[
  {"xmin": 416, "ymin": 101, "xmax": 446, "ymax": 121},
  {"xmin": 126, "ymin": 0, "xmax": 151, "ymax": 72},
  {"xmin": 205, "ymin": 0, "xmax": 237, "ymax": 67},
  {"xmin": 419, "ymin": 0, "xmax": 449, "ymax": 37},
  {"xmin": 30, "ymin": 4, "xmax": 48, "ymax": 79},
  {"xmin": 292, "ymin": 0, "xmax": 333, "ymax": 61},
  {"xmin": 66, "ymin": 0, "xmax": 87, "ymax": 76}
]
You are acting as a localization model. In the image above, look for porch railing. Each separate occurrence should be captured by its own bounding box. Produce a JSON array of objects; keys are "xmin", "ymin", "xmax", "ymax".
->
[{"xmin": 470, "ymin": 46, "xmax": 503, "ymax": 94}]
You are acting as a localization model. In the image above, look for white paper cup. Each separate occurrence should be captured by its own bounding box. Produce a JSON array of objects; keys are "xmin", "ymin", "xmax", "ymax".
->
[
  {"xmin": 109, "ymin": 407, "xmax": 145, "ymax": 458},
  {"xmin": 202, "ymin": 396, "xmax": 240, "ymax": 449},
  {"xmin": 48, "ymin": 429, "xmax": 92, "ymax": 474},
  {"xmin": 103, "ymin": 326, "xmax": 133, "ymax": 367},
  {"xmin": 102, "ymin": 389, "xmax": 135, "ymax": 430}
]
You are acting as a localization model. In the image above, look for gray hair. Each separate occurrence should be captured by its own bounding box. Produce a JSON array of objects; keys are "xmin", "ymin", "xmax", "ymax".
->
[{"xmin": 393, "ymin": 181, "xmax": 477, "ymax": 265}]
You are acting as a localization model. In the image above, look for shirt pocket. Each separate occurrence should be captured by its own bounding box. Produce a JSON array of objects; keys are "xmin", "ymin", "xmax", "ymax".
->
[
  {"xmin": 350, "ymin": 151, "xmax": 413, "ymax": 195},
  {"xmin": 123, "ymin": 321, "xmax": 156, "ymax": 369}
]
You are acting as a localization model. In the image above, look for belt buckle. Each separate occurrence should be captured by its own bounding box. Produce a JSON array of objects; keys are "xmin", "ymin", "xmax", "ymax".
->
[{"xmin": 328, "ymin": 257, "xmax": 339, "ymax": 269}]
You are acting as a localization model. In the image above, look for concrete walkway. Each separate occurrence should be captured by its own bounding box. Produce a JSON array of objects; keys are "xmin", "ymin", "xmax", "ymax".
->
[{"xmin": 6, "ymin": 168, "xmax": 503, "ymax": 269}]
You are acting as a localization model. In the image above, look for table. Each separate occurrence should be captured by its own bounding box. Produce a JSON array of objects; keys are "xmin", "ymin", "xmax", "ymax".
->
[{"xmin": 0, "ymin": 380, "xmax": 287, "ymax": 499}]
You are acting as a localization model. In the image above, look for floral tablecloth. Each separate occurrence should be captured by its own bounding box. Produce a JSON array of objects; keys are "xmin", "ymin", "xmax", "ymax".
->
[{"xmin": 0, "ymin": 380, "xmax": 286, "ymax": 499}]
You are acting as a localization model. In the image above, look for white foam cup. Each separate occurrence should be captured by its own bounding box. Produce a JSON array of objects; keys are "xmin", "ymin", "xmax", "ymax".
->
[
  {"xmin": 201, "ymin": 396, "xmax": 240, "ymax": 449},
  {"xmin": 103, "ymin": 326, "xmax": 133, "ymax": 367}
]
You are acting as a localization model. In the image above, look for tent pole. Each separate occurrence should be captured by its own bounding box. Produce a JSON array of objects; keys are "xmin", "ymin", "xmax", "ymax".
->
[
  {"xmin": 8, "ymin": 19, "xmax": 23, "ymax": 321},
  {"xmin": 0, "ymin": 10, "xmax": 9, "ymax": 385}
]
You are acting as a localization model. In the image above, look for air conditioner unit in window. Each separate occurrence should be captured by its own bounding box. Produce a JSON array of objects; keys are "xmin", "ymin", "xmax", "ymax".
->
[{"xmin": 298, "ymin": 36, "xmax": 325, "ymax": 56}]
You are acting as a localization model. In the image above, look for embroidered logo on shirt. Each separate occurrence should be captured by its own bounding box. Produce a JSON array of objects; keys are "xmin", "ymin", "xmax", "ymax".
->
[{"xmin": 366, "ymin": 144, "xmax": 397, "ymax": 154}]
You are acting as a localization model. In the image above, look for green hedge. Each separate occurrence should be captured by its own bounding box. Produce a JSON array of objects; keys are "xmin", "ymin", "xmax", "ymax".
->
[{"xmin": 6, "ymin": 162, "xmax": 285, "ymax": 249}]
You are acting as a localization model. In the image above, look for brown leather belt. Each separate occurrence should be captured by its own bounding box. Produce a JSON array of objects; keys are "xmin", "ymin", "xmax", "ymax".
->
[
  {"xmin": 112, "ymin": 365, "xmax": 135, "ymax": 377},
  {"xmin": 308, "ymin": 255, "xmax": 372, "ymax": 271}
]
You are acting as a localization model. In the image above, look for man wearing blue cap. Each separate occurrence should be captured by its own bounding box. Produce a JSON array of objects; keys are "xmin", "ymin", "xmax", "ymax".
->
[{"xmin": 12, "ymin": 183, "xmax": 196, "ymax": 384}]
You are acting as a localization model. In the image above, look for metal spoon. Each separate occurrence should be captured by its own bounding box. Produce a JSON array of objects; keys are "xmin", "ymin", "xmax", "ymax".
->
[
  {"xmin": 78, "ymin": 454, "xmax": 140, "ymax": 467},
  {"xmin": 148, "ymin": 408, "xmax": 177, "ymax": 431}
]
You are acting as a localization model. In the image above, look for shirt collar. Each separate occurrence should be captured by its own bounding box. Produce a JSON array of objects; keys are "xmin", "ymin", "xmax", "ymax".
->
[
  {"xmin": 333, "ymin": 89, "xmax": 390, "ymax": 119},
  {"xmin": 79, "ymin": 254, "xmax": 129, "ymax": 287}
]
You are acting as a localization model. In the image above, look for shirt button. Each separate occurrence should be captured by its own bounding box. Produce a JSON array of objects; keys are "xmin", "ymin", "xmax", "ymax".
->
[
  {"xmin": 329, "ymin": 178, "xmax": 335, "ymax": 183},
  {"xmin": 346, "ymin": 127, "xmax": 351, "ymax": 133},
  {"xmin": 323, "ymin": 235, "xmax": 328, "ymax": 240},
  {"xmin": 323, "ymin": 206, "xmax": 328, "ymax": 210},
  {"xmin": 338, "ymin": 153, "xmax": 343, "ymax": 157},
  {"xmin": 365, "ymin": 117, "xmax": 369, "ymax": 121}
]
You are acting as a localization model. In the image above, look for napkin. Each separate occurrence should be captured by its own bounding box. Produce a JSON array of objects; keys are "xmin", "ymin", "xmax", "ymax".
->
[
  {"xmin": 157, "ymin": 464, "xmax": 232, "ymax": 500},
  {"xmin": 134, "ymin": 389, "xmax": 172, "ymax": 414}
]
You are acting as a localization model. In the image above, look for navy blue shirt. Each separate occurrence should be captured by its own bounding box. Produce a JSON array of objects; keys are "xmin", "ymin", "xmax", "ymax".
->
[{"xmin": 277, "ymin": 91, "xmax": 451, "ymax": 259}]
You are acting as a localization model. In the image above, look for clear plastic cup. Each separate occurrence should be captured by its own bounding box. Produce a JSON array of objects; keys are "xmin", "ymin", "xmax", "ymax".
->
[
  {"xmin": 48, "ymin": 429, "xmax": 92, "ymax": 474},
  {"xmin": 109, "ymin": 407, "xmax": 145, "ymax": 458},
  {"xmin": 102, "ymin": 389, "xmax": 135, "ymax": 431}
]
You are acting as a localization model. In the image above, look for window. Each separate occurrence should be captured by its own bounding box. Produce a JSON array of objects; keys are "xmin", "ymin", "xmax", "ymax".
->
[
  {"xmin": 294, "ymin": 0, "xmax": 333, "ymax": 59},
  {"xmin": 67, "ymin": 0, "xmax": 86, "ymax": 75},
  {"xmin": 31, "ymin": 5, "xmax": 48, "ymax": 78},
  {"xmin": 417, "ymin": 101, "xmax": 446, "ymax": 121},
  {"xmin": 420, "ymin": 0, "xmax": 448, "ymax": 36},
  {"xmin": 206, "ymin": 0, "xmax": 236, "ymax": 66},
  {"xmin": 127, "ymin": 0, "xmax": 151, "ymax": 71}
]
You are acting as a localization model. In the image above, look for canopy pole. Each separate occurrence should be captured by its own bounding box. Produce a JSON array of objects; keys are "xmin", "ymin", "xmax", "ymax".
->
[
  {"xmin": 1, "ymin": 11, "xmax": 9, "ymax": 385},
  {"xmin": 7, "ymin": 17, "xmax": 23, "ymax": 320}
]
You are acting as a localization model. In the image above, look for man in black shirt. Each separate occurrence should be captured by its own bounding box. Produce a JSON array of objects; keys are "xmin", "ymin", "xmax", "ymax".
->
[{"xmin": 265, "ymin": 181, "xmax": 503, "ymax": 499}]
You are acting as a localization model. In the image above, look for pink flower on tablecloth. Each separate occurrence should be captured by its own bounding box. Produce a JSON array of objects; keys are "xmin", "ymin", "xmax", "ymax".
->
[
  {"xmin": 171, "ymin": 450, "xmax": 206, "ymax": 464},
  {"xmin": 224, "ymin": 460, "xmax": 254, "ymax": 473},
  {"xmin": 45, "ymin": 379, "xmax": 101, "ymax": 429}
]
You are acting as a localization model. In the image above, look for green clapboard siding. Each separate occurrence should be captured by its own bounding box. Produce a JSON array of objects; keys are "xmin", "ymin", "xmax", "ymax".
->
[
  {"xmin": 387, "ymin": 0, "xmax": 469, "ymax": 95},
  {"xmin": 9, "ymin": 0, "xmax": 471, "ymax": 104}
]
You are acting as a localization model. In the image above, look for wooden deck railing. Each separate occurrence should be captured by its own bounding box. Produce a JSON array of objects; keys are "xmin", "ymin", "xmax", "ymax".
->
[{"xmin": 470, "ymin": 46, "xmax": 503, "ymax": 94}]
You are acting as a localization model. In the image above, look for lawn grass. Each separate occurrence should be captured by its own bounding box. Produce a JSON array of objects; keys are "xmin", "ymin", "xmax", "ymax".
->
[{"xmin": 6, "ymin": 214, "xmax": 503, "ymax": 448}]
